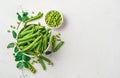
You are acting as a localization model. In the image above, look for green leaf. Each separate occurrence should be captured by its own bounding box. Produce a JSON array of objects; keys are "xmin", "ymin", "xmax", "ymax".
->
[
  {"xmin": 14, "ymin": 46, "xmax": 19, "ymax": 52},
  {"xmin": 22, "ymin": 11, "xmax": 28, "ymax": 17},
  {"xmin": 15, "ymin": 52, "xmax": 23, "ymax": 61},
  {"xmin": 17, "ymin": 13, "xmax": 22, "ymax": 21},
  {"xmin": 17, "ymin": 62, "xmax": 23, "ymax": 68},
  {"xmin": 23, "ymin": 55, "xmax": 30, "ymax": 61},
  {"xmin": 7, "ymin": 43, "xmax": 15, "ymax": 48},
  {"xmin": 12, "ymin": 30, "xmax": 17, "ymax": 38},
  {"xmin": 17, "ymin": 12, "xmax": 29, "ymax": 22},
  {"xmin": 38, "ymin": 58, "xmax": 46, "ymax": 70},
  {"xmin": 45, "ymin": 51, "xmax": 52, "ymax": 55},
  {"xmin": 22, "ymin": 11, "xmax": 29, "ymax": 22},
  {"xmin": 23, "ymin": 62, "xmax": 28, "ymax": 68},
  {"xmin": 22, "ymin": 16, "xmax": 29, "ymax": 22}
]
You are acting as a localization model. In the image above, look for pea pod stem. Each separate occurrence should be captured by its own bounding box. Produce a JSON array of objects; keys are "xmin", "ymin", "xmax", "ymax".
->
[{"xmin": 17, "ymin": 22, "xmax": 21, "ymax": 30}]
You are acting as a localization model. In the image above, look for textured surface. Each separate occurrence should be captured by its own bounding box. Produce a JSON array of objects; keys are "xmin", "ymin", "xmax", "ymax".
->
[{"xmin": 0, "ymin": 0, "xmax": 120, "ymax": 78}]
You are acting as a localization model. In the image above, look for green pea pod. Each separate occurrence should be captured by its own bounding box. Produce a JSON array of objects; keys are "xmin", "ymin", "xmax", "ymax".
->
[
  {"xmin": 26, "ymin": 62, "xmax": 36, "ymax": 73},
  {"xmin": 47, "ymin": 32, "xmax": 51, "ymax": 39},
  {"xmin": 26, "ymin": 51, "xmax": 37, "ymax": 56},
  {"xmin": 17, "ymin": 38, "xmax": 34, "ymax": 46},
  {"xmin": 27, "ymin": 41, "xmax": 31, "ymax": 45},
  {"xmin": 41, "ymin": 30, "xmax": 46, "ymax": 34},
  {"xmin": 34, "ymin": 46, "xmax": 39, "ymax": 54},
  {"xmin": 40, "ymin": 56, "xmax": 53, "ymax": 65},
  {"xmin": 18, "ymin": 32, "xmax": 34, "ymax": 39},
  {"xmin": 25, "ymin": 12, "xmax": 43, "ymax": 23},
  {"xmin": 35, "ymin": 40, "xmax": 42, "ymax": 54},
  {"xmin": 18, "ymin": 31, "xmax": 39, "ymax": 42},
  {"xmin": 19, "ymin": 45, "xmax": 28, "ymax": 50},
  {"xmin": 29, "ymin": 42, "xmax": 39, "ymax": 51},
  {"xmin": 38, "ymin": 39, "xmax": 43, "ymax": 54},
  {"xmin": 21, "ymin": 32, "xmax": 34, "ymax": 39},
  {"xmin": 22, "ymin": 35, "xmax": 41, "ymax": 52},
  {"xmin": 43, "ymin": 36, "xmax": 48, "ymax": 51},
  {"xmin": 54, "ymin": 41, "xmax": 64, "ymax": 52},
  {"xmin": 45, "ymin": 30, "xmax": 49, "ymax": 35},
  {"xmin": 22, "ymin": 24, "xmax": 34, "ymax": 32},
  {"xmin": 40, "ymin": 39, "xmax": 44, "ymax": 52},
  {"xmin": 38, "ymin": 57, "xmax": 46, "ymax": 70},
  {"xmin": 51, "ymin": 35, "xmax": 56, "ymax": 50},
  {"xmin": 20, "ymin": 29, "xmax": 35, "ymax": 37}
]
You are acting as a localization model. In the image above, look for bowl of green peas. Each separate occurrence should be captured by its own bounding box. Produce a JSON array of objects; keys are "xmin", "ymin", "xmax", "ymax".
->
[
  {"xmin": 17, "ymin": 24, "xmax": 51, "ymax": 56},
  {"xmin": 45, "ymin": 10, "xmax": 63, "ymax": 29}
]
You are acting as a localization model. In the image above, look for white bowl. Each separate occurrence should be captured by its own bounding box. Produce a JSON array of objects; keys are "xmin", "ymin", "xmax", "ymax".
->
[{"xmin": 45, "ymin": 10, "xmax": 63, "ymax": 30}]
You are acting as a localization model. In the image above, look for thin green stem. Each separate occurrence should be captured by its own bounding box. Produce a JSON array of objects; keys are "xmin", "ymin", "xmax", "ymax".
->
[{"xmin": 17, "ymin": 22, "xmax": 21, "ymax": 30}]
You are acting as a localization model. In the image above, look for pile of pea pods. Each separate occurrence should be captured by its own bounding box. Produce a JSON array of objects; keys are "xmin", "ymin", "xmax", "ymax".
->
[{"xmin": 17, "ymin": 24, "xmax": 51, "ymax": 56}]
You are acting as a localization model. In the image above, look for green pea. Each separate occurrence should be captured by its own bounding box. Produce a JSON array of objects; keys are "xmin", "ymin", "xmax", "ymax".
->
[{"xmin": 45, "ymin": 10, "xmax": 62, "ymax": 27}]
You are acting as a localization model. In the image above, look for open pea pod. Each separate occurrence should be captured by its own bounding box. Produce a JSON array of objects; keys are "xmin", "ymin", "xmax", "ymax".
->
[
  {"xmin": 26, "ymin": 62, "xmax": 36, "ymax": 73},
  {"xmin": 38, "ymin": 57, "xmax": 46, "ymax": 70}
]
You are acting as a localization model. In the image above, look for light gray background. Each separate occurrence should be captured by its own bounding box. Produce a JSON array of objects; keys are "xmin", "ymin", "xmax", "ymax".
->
[{"xmin": 0, "ymin": 0, "xmax": 120, "ymax": 78}]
